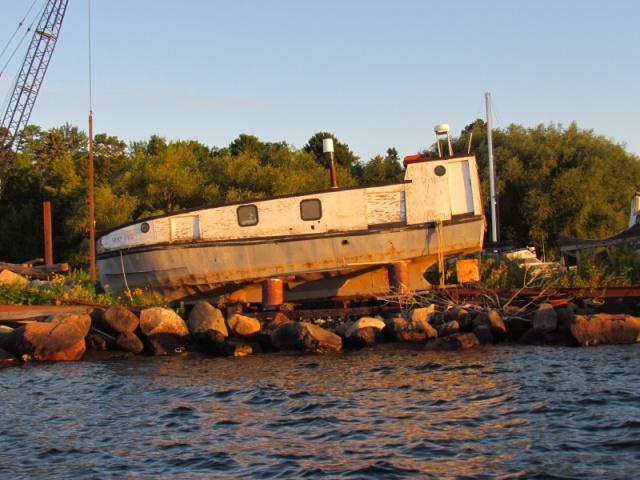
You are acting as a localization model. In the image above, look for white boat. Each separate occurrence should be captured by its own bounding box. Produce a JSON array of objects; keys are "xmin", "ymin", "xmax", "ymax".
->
[{"xmin": 96, "ymin": 126, "xmax": 486, "ymax": 305}]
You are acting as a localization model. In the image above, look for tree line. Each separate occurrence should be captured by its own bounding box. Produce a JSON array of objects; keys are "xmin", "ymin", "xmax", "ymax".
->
[{"xmin": 0, "ymin": 121, "xmax": 638, "ymax": 266}]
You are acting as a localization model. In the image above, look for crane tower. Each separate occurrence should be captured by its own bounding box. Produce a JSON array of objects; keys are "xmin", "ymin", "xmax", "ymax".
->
[{"xmin": 0, "ymin": 0, "xmax": 69, "ymax": 201}]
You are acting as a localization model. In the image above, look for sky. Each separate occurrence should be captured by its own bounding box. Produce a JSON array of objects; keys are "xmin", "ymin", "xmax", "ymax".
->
[{"xmin": 1, "ymin": 0, "xmax": 639, "ymax": 163}]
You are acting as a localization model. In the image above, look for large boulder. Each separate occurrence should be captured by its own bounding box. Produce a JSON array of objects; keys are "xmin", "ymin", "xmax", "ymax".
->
[
  {"xmin": 93, "ymin": 306, "xmax": 139, "ymax": 335},
  {"xmin": 504, "ymin": 317, "xmax": 532, "ymax": 342},
  {"xmin": 531, "ymin": 303, "xmax": 558, "ymax": 332},
  {"xmin": 567, "ymin": 314, "xmax": 640, "ymax": 346},
  {"xmin": 226, "ymin": 313, "xmax": 261, "ymax": 338},
  {"xmin": 46, "ymin": 312, "xmax": 92, "ymax": 337},
  {"xmin": 139, "ymin": 308, "xmax": 191, "ymax": 355},
  {"xmin": 0, "ymin": 321, "xmax": 86, "ymax": 361},
  {"xmin": 343, "ymin": 317, "xmax": 386, "ymax": 348},
  {"xmin": 407, "ymin": 305, "xmax": 436, "ymax": 324},
  {"xmin": 187, "ymin": 302, "xmax": 229, "ymax": 342},
  {"xmin": 115, "ymin": 331, "xmax": 145, "ymax": 354},
  {"xmin": 472, "ymin": 309, "xmax": 506, "ymax": 343},
  {"xmin": 271, "ymin": 322, "xmax": 342, "ymax": 353},
  {"xmin": 443, "ymin": 307, "xmax": 473, "ymax": 332},
  {"xmin": 140, "ymin": 307, "xmax": 190, "ymax": 337},
  {"xmin": 384, "ymin": 316, "xmax": 438, "ymax": 342}
]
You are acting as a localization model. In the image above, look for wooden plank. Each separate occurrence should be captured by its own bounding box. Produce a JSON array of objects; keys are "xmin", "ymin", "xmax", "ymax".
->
[{"xmin": 0, "ymin": 305, "xmax": 93, "ymax": 321}]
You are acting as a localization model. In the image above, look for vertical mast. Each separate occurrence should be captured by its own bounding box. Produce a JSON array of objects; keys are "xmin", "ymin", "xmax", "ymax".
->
[{"xmin": 485, "ymin": 92, "xmax": 498, "ymax": 242}]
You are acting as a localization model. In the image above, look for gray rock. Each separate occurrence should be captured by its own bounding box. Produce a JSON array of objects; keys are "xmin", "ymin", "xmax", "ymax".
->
[
  {"xmin": 271, "ymin": 322, "xmax": 342, "ymax": 353},
  {"xmin": 532, "ymin": 303, "xmax": 558, "ymax": 332},
  {"xmin": 346, "ymin": 326, "xmax": 385, "ymax": 348},
  {"xmin": 436, "ymin": 320, "xmax": 460, "ymax": 337},
  {"xmin": 85, "ymin": 332, "xmax": 112, "ymax": 350},
  {"xmin": 116, "ymin": 331, "xmax": 145, "ymax": 354},
  {"xmin": 473, "ymin": 325, "xmax": 493, "ymax": 344},
  {"xmin": 344, "ymin": 317, "xmax": 386, "ymax": 338},
  {"xmin": 425, "ymin": 332, "xmax": 480, "ymax": 350},
  {"xmin": 504, "ymin": 317, "xmax": 532, "ymax": 341},
  {"xmin": 472, "ymin": 309, "xmax": 506, "ymax": 342},
  {"xmin": 444, "ymin": 308, "xmax": 473, "ymax": 331},
  {"xmin": 188, "ymin": 302, "xmax": 228, "ymax": 339},
  {"xmin": 144, "ymin": 333, "xmax": 190, "ymax": 356},
  {"xmin": 383, "ymin": 316, "xmax": 438, "ymax": 342},
  {"xmin": 0, "ymin": 347, "xmax": 19, "ymax": 368}
]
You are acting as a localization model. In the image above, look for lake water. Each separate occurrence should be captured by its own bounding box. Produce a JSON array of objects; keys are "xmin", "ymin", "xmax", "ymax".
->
[{"xmin": 1, "ymin": 344, "xmax": 639, "ymax": 479}]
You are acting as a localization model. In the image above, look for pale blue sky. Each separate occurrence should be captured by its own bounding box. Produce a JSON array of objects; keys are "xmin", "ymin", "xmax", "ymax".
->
[{"xmin": 1, "ymin": 0, "xmax": 639, "ymax": 162}]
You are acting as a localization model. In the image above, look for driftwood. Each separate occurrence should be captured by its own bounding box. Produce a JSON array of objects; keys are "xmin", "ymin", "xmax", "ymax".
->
[{"xmin": 0, "ymin": 260, "xmax": 69, "ymax": 280}]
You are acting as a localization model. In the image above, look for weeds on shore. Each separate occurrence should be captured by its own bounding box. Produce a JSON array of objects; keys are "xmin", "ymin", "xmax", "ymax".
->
[{"xmin": 0, "ymin": 269, "xmax": 168, "ymax": 308}]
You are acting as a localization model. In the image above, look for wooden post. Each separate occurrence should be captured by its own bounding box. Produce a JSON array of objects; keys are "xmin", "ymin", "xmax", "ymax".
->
[{"xmin": 43, "ymin": 201, "xmax": 53, "ymax": 265}]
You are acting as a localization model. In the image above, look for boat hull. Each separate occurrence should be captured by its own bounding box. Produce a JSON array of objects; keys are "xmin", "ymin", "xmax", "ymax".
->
[{"xmin": 97, "ymin": 215, "xmax": 484, "ymax": 304}]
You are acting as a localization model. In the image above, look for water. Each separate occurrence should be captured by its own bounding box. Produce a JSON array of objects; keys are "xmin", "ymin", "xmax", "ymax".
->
[{"xmin": 1, "ymin": 344, "xmax": 639, "ymax": 479}]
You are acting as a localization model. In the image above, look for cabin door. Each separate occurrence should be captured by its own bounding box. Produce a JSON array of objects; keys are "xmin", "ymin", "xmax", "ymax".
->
[{"xmin": 448, "ymin": 160, "xmax": 474, "ymax": 216}]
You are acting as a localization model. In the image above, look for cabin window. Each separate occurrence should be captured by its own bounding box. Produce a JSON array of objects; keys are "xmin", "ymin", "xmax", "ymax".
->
[
  {"xmin": 434, "ymin": 165, "xmax": 447, "ymax": 176},
  {"xmin": 237, "ymin": 205, "xmax": 259, "ymax": 226},
  {"xmin": 300, "ymin": 199, "xmax": 322, "ymax": 221}
]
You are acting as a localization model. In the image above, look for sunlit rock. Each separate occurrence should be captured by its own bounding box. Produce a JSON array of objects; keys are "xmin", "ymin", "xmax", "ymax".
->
[
  {"xmin": 0, "ymin": 322, "xmax": 85, "ymax": 361},
  {"xmin": 227, "ymin": 313, "xmax": 261, "ymax": 338},
  {"xmin": 383, "ymin": 315, "xmax": 438, "ymax": 342},
  {"xmin": 139, "ymin": 307, "xmax": 190, "ymax": 337},
  {"xmin": 93, "ymin": 306, "xmax": 140, "ymax": 335},
  {"xmin": 46, "ymin": 312, "xmax": 92, "ymax": 337},
  {"xmin": 139, "ymin": 308, "xmax": 191, "ymax": 355},
  {"xmin": 568, "ymin": 314, "xmax": 640, "ymax": 346}
]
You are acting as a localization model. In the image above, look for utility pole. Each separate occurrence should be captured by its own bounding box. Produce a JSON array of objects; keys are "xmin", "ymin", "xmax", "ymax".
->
[{"xmin": 485, "ymin": 92, "xmax": 498, "ymax": 242}]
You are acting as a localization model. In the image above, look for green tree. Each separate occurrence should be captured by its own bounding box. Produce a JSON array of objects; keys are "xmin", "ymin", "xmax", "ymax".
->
[
  {"xmin": 303, "ymin": 132, "xmax": 359, "ymax": 170},
  {"xmin": 353, "ymin": 147, "xmax": 404, "ymax": 184}
]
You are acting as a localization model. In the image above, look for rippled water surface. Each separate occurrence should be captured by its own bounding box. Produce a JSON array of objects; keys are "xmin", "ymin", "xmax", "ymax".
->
[{"xmin": 1, "ymin": 345, "xmax": 639, "ymax": 479}]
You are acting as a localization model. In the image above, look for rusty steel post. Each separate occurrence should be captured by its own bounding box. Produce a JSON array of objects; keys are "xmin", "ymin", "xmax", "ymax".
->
[
  {"xmin": 387, "ymin": 262, "xmax": 409, "ymax": 294},
  {"xmin": 262, "ymin": 278, "xmax": 284, "ymax": 310},
  {"xmin": 43, "ymin": 201, "xmax": 53, "ymax": 265}
]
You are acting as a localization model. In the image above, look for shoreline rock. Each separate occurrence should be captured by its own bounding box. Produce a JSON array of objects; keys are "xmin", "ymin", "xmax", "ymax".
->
[{"xmin": 2, "ymin": 296, "xmax": 640, "ymax": 368}]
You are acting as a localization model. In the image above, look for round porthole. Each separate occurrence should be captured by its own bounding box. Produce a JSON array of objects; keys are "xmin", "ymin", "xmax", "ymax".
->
[
  {"xmin": 435, "ymin": 165, "xmax": 446, "ymax": 176},
  {"xmin": 140, "ymin": 222, "xmax": 150, "ymax": 233}
]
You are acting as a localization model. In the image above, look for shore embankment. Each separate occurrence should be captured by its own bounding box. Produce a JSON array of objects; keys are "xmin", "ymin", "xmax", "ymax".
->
[{"xmin": 1, "ymin": 293, "xmax": 640, "ymax": 368}]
